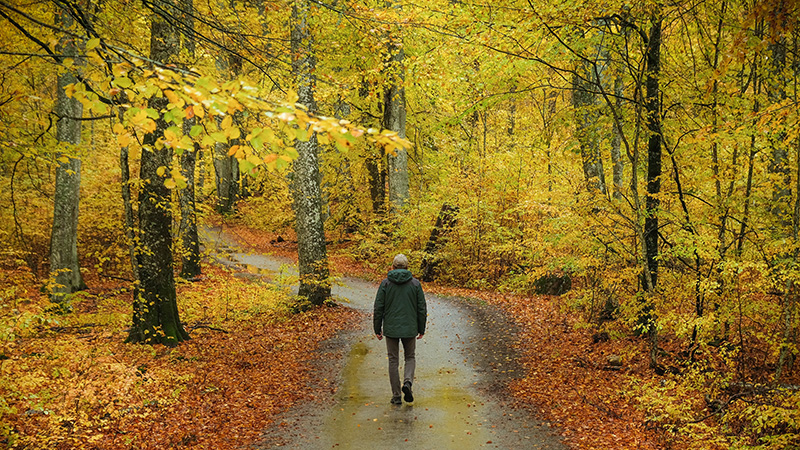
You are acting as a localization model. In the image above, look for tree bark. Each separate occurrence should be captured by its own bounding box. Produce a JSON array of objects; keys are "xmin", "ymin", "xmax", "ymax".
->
[
  {"xmin": 571, "ymin": 27, "xmax": 608, "ymax": 195},
  {"xmin": 642, "ymin": 15, "xmax": 663, "ymax": 368},
  {"xmin": 127, "ymin": 8, "xmax": 189, "ymax": 345},
  {"xmin": 766, "ymin": 1, "xmax": 791, "ymax": 224},
  {"xmin": 382, "ymin": 1, "xmax": 409, "ymax": 212},
  {"xmin": 50, "ymin": 6, "xmax": 87, "ymax": 303},
  {"xmin": 289, "ymin": 0, "xmax": 330, "ymax": 306},
  {"xmin": 178, "ymin": 0, "xmax": 201, "ymax": 280},
  {"xmin": 213, "ymin": 6, "xmax": 241, "ymax": 215},
  {"xmin": 179, "ymin": 142, "xmax": 201, "ymax": 279},
  {"xmin": 420, "ymin": 204, "xmax": 458, "ymax": 282},
  {"xmin": 610, "ymin": 73, "xmax": 624, "ymax": 200}
]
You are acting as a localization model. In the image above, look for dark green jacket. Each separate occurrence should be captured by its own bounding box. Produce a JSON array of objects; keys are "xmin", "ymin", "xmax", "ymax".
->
[{"xmin": 373, "ymin": 269, "xmax": 427, "ymax": 338}]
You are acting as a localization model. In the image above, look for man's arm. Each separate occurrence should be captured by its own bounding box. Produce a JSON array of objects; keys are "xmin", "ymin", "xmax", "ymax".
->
[
  {"xmin": 373, "ymin": 281, "xmax": 386, "ymax": 337},
  {"xmin": 416, "ymin": 281, "xmax": 427, "ymax": 336}
]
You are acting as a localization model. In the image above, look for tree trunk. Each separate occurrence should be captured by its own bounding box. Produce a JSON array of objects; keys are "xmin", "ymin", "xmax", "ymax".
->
[
  {"xmin": 178, "ymin": 0, "xmax": 201, "ymax": 280},
  {"xmin": 382, "ymin": 2, "xmax": 409, "ymax": 212},
  {"xmin": 127, "ymin": 8, "xmax": 189, "ymax": 345},
  {"xmin": 572, "ymin": 29, "xmax": 608, "ymax": 195},
  {"xmin": 179, "ymin": 142, "xmax": 201, "ymax": 279},
  {"xmin": 420, "ymin": 204, "xmax": 458, "ymax": 282},
  {"xmin": 766, "ymin": 1, "xmax": 791, "ymax": 224},
  {"xmin": 642, "ymin": 15, "xmax": 663, "ymax": 368},
  {"xmin": 213, "ymin": 10, "xmax": 241, "ymax": 215},
  {"xmin": 289, "ymin": 0, "xmax": 330, "ymax": 306},
  {"xmin": 360, "ymin": 78, "xmax": 386, "ymax": 214},
  {"xmin": 50, "ymin": 6, "xmax": 86, "ymax": 303},
  {"xmin": 611, "ymin": 73, "xmax": 624, "ymax": 200}
]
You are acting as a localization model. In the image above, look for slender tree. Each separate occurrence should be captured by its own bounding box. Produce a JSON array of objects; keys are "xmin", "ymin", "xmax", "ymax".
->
[
  {"xmin": 383, "ymin": 0, "xmax": 409, "ymax": 211},
  {"xmin": 49, "ymin": 4, "xmax": 87, "ymax": 303},
  {"xmin": 178, "ymin": 0, "xmax": 201, "ymax": 280},
  {"xmin": 642, "ymin": 13, "xmax": 663, "ymax": 367}
]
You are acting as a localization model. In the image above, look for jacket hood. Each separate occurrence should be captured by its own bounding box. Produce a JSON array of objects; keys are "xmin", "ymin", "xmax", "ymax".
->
[{"xmin": 387, "ymin": 269, "xmax": 413, "ymax": 284}]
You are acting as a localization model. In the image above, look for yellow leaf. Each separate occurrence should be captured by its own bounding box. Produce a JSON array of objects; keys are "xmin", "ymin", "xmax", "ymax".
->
[
  {"xmin": 113, "ymin": 123, "xmax": 125, "ymax": 135},
  {"xmin": 263, "ymin": 154, "xmax": 278, "ymax": 164},
  {"xmin": 131, "ymin": 109, "xmax": 148, "ymax": 125},
  {"xmin": 193, "ymin": 105, "xmax": 205, "ymax": 118},
  {"xmin": 221, "ymin": 115, "xmax": 233, "ymax": 130},
  {"xmin": 118, "ymin": 134, "xmax": 131, "ymax": 147},
  {"xmin": 156, "ymin": 166, "xmax": 167, "ymax": 177},
  {"xmin": 86, "ymin": 38, "xmax": 101, "ymax": 50},
  {"xmin": 64, "ymin": 83, "xmax": 77, "ymax": 98},
  {"xmin": 246, "ymin": 154, "xmax": 262, "ymax": 167},
  {"xmin": 164, "ymin": 128, "xmax": 178, "ymax": 144},
  {"xmin": 227, "ymin": 98, "xmax": 242, "ymax": 114},
  {"xmin": 164, "ymin": 90, "xmax": 184, "ymax": 108},
  {"xmin": 286, "ymin": 90, "xmax": 299, "ymax": 104},
  {"xmin": 141, "ymin": 119, "xmax": 157, "ymax": 134}
]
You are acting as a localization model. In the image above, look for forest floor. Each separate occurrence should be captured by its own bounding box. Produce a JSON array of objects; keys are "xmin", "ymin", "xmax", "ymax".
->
[
  {"xmin": 1, "ymin": 219, "xmax": 668, "ymax": 449},
  {"xmin": 224, "ymin": 222, "xmax": 667, "ymax": 450}
]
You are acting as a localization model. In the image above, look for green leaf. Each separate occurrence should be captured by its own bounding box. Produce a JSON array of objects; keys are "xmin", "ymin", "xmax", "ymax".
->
[
  {"xmin": 114, "ymin": 77, "xmax": 132, "ymax": 88},
  {"xmin": 190, "ymin": 125, "xmax": 203, "ymax": 137},
  {"xmin": 276, "ymin": 157, "xmax": 289, "ymax": 170},
  {"xmin": 239, "ymin": 159, "xmax": 255, "ymax": 173},
  {"xmin": 201, "ymin": 135, "xmax": 215, "ymax": 147}
]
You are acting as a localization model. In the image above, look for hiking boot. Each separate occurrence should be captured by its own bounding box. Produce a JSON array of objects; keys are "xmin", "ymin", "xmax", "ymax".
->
[
  {"xmin": 390, "ymin": 396, "xmax": 402, "ymax": 405},
  {"xmin": 402, "ymin": 381, "xmax": 414, "ymax": 403}
]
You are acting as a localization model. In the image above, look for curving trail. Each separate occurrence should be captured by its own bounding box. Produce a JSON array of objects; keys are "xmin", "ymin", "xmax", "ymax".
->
[{"xmin": 204, "ymin": 227, "xmax": 566, "ymax": 450}]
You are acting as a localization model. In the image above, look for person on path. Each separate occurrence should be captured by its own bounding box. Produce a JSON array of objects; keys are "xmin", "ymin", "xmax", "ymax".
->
[{"xmin": 373, "ymin": 254, "xmax": 427, "ymax": 405}]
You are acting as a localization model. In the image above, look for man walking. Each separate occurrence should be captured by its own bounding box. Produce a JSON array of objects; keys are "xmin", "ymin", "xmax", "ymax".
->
[{"xmin": 374, "ymin": 254, "xmax": 427, "ymax": 405}]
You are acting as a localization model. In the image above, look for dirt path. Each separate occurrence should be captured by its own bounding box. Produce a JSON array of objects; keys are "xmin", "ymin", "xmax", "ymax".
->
[{"xmin": 204, "ymin": 227, "xmax": 566, "ymax": 449}]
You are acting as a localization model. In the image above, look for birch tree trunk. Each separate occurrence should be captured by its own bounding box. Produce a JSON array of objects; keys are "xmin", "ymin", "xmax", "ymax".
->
[
  {"xmin": 50, "ymin": 6, "xmax": 86, "ymax": 303},
  {"xmin": 127, "ymin": 7, "xmax": 189, "ymax": 344},
  {"xmin": 290, "ymin": 0, "xmax": 330, "ymax": 306}
]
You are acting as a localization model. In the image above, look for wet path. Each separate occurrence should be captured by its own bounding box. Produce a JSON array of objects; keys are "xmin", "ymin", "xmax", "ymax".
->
[{"xmin": 204, "ymin": 228, "xmax": 566, "ymax": 449}]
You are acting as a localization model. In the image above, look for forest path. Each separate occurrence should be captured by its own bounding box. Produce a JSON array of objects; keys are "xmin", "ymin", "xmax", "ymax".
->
[{"xmin": 202, "ymin": 227, "xmax": 566, "ymax": 450}]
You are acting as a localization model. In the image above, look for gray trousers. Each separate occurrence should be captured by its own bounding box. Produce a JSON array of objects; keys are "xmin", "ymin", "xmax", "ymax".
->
[{"xmin": 386, "ymin": 337, "xmax": 416, "ymax": 398}]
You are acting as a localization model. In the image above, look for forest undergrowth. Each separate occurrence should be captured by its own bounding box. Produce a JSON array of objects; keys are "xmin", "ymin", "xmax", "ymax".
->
[
  {"xmin": 0, "ymin": 259, "xmax": 361, "ymax": 449},
  {"xmin": 2, "ymin": 217, "xmax": 798, "ymax": 449},
  {"xmin": 228, "ymin": 218, "xmax": 800, "ymax": 450},
  {"xmin": 223, "ymin": 220, "xmax": 664, "ymax": 449}
]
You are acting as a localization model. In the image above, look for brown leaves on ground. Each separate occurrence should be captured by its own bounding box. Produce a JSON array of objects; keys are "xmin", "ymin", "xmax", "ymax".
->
[
  {"xmin": 1, "ymin": 265, "xmax": 361, "ymax": 449},
  {"xmin": 425, "ymin": 285, "xmax": 664, "ymax": 450},
  {"xmin": 213, "ymin": 220, "xmax": 667, "ymax": 449}
]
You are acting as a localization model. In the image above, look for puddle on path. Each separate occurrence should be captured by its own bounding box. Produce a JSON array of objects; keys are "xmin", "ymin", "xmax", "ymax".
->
[{"xmin": 202, "ymin": 227, "xmax": 565, "ymax": 449}]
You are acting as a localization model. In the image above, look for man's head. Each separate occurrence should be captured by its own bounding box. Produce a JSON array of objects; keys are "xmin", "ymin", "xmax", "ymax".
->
[{"xmin": 392, "ymin": 254, "xmax": 409, "ymax": 270}]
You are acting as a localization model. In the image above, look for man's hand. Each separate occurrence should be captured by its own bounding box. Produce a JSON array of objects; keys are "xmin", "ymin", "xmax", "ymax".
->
[
  {"xmin": 376, "ymin": 333, "xmax": 383, "ymax": 340},
  {"xmin": 417, "ymin": 333, "xmax": 424, "ymax": 340}
]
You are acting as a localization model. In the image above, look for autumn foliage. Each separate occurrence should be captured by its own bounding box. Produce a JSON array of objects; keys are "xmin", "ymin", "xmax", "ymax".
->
[
  {"xmin": 1, "ymin": 264, "xmax": 360, "ymax": 449},
  {"xmin": 3, "ymin": 0, "xmax": 800, "ymax": 449}
]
